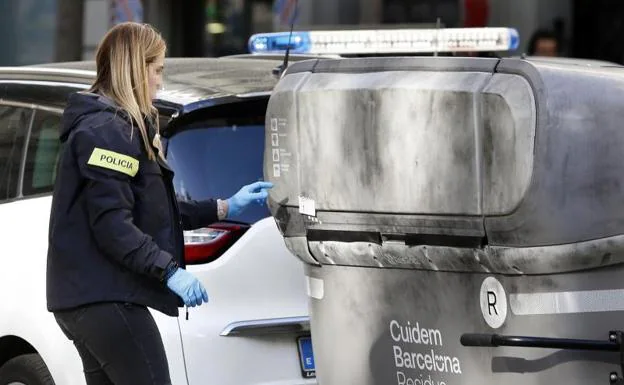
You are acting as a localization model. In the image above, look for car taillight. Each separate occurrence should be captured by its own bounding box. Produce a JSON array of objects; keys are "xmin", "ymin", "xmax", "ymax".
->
[{"xmin": 183, "ymin": 223, "xmax": 248, "ymax": 264}]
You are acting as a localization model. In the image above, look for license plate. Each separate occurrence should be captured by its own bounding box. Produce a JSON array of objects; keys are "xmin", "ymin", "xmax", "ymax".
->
[{"xmin": 296, "ymin": 336, "xmax": 316, "ymax": 378}]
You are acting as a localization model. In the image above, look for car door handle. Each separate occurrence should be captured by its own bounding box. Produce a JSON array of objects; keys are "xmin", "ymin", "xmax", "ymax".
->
[{"xmin": 220, "ymin": 316, "xmax": 310, "ymax": 337}]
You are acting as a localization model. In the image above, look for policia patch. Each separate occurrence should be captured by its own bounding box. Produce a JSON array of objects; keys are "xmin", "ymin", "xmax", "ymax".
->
[{"xmin": 87, "ymin": 148, "xmax": 139, "ymax": 177}]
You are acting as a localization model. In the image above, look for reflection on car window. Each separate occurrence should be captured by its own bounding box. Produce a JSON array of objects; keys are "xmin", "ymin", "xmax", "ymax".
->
[
  {"xmin": 0, "ymin": 105, "xmax": 31, "ymax": 201},
  {"xmin": 23, "ymin": 110, "xmax": 62, "ymax": 196},
  {"xmin": 166, "ymin": 124, "xmax": 269, "ymax": 224}
]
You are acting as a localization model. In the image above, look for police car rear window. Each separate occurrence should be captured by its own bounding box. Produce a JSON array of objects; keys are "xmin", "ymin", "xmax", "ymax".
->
[{"xmin": 166, "ymin": 121, "xmax": 269, "ymax": 225}]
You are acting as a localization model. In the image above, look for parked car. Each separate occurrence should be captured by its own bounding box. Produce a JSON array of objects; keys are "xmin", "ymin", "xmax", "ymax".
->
[{"xmin": 0, "ymin": 57, "xmax": 316, "ymax": 385}]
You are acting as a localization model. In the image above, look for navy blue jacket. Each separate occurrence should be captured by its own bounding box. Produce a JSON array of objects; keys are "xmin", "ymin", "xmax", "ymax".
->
[{"xmin": 46, "ymin": 92, "xmax": 218, "ymax": 316}]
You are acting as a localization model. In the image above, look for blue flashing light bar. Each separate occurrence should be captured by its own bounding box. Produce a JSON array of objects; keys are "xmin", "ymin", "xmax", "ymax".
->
[{"xmin": 248, "ymin": 28, "xmax": 520, "ymax": 55}]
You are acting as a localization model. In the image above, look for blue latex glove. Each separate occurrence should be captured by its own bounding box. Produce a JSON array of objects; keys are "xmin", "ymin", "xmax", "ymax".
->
[
  {"xmin": 166, "ymin": 268, "xmax": 209, "ymax": 307},
  {"xmin": 226, "ymin": 181, "xmax": 274, "ymax": 217}
]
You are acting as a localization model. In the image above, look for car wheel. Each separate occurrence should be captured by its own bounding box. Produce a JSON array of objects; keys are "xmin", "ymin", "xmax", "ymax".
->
[{"xmin": 0, "ymin": 354, "xmax": 55, "ymax": 385}]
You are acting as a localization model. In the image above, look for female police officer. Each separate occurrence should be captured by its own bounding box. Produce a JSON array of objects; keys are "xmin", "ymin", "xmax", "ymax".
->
[{"xmin": 46, "ymin": 22, "xmax": 272, "ymax": 385}]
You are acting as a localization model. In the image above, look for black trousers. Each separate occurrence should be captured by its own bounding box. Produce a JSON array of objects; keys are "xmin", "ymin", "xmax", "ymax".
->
[{"xmin": 54, "ymin": 302, "xmax": 172, "ymax": 385}]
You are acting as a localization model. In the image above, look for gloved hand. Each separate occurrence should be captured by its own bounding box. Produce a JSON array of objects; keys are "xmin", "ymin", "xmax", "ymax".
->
[
  {"xmin": 226, "ymin": 181, "xmax": 274, "ymax": 217},
  {"xmin": 166, "ymin": 268, "xmax": 209, "ymax": 307}
]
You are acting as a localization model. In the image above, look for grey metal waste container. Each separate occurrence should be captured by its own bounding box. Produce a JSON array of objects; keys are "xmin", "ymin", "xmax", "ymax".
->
[{"xmin": 264, "ymin": 55, "xmax": 624, "ymax": 385}]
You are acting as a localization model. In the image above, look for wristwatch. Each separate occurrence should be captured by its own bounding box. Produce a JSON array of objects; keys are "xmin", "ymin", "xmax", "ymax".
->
[{"xmin": 161, "ymin": 259, "xmax": 179, "ymax": 283}]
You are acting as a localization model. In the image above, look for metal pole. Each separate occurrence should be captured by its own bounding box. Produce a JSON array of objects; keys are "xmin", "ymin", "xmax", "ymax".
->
[{"xmin": 55, "ymin": 0, "xmax": 85, "ymax": 62}]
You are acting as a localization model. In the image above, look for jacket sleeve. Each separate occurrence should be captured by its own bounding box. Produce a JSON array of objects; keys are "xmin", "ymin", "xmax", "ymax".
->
[
  {"xmin": 177, "ymin": 199, "xmax": 219, "ymax": 230},
  {"xmin": 73, "ymin": 125, "xmax": 174, "ymax": 280}
]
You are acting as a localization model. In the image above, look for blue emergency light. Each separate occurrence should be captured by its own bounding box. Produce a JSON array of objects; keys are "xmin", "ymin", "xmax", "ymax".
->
[{"xmin": 248, "ymin": 27, "xmax": 519, "ymax": 55}]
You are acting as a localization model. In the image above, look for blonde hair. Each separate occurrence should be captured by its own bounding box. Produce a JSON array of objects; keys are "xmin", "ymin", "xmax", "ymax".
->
[{"xmin": 88, "ymin": 22, "xmax": 166, "ymax": 160}]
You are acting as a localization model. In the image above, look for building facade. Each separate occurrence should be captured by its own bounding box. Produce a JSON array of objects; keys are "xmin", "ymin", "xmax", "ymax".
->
[{"xmin": 0, "ymin": 0, "xmax": 619, "ymax": 66}]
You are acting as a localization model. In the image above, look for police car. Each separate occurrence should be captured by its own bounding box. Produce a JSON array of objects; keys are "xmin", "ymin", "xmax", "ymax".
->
[{"xmin": 0, "ymin": 57, "xmax": 316, "ymax": 385}]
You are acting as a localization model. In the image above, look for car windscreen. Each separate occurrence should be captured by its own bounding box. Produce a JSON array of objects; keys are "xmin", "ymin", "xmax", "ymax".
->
[{"xmin": 165, "ymin": 122, "xmax": 269, "ymax": 225}]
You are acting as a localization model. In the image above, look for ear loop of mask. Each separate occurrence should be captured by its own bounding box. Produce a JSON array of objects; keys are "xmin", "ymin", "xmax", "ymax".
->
[
  {"xmin": 153, "ymin": 84, "xmax": 167, "ymax": 161},
  {"xmin": 152, "ymin": 128, "xmax": 166, "ymax": 161}
]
